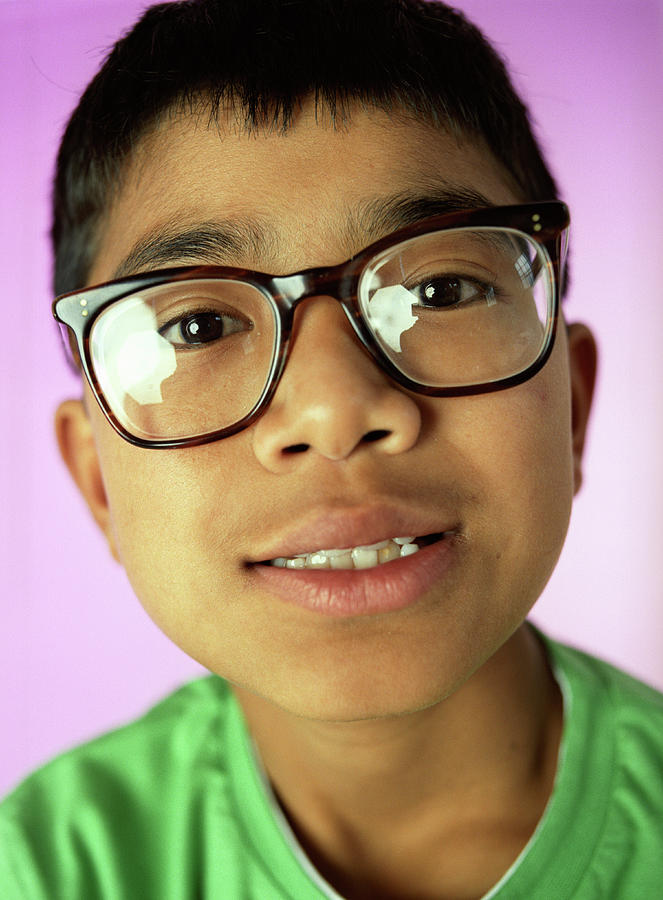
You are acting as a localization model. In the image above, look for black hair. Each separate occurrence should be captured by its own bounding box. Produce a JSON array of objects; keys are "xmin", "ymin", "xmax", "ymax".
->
[{"xmin": 52, "ymin": 0, "xmax": 561, "ymax": 296}]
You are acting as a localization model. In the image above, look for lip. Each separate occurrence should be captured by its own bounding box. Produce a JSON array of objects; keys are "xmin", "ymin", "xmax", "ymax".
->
[
  {"xmin": 246, "ymin": 505, "xmax": 461, "ymax": 618},
  {"xmin": 248, "ymin": 505, "xmax": 458, "ymax": 561},
  {"xmin": 250, "ymin": 536, "xmax": 458, "ymax": 617}
]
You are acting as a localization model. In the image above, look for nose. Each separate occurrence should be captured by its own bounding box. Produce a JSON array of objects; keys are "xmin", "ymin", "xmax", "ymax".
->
[{"xmin": 251, "ymin": 297, "xmax": 422, "ymax": 473}]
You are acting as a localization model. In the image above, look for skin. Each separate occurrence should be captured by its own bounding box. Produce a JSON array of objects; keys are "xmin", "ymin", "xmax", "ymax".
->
[{"xmin": 56, "ymin": 100, "xmax": 597, "ymax": 899}]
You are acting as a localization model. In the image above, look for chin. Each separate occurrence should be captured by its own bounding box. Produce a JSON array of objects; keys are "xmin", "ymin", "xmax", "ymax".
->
[{"xmin": 234, "ymin": 641, "xmax": 475, "ymax": 724}]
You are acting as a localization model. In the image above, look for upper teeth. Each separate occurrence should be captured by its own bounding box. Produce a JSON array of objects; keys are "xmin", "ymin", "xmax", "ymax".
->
[{"xmin": 271, "ymin": 537, "xmax": 420, "ymax": 570}]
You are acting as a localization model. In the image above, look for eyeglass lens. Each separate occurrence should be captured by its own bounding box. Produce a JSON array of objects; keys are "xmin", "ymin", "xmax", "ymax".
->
[
  {"xmin": 88, "ymin": 226, "xmax": 552, "ymax": 442},
  {"xmin": 359, "ymin": 228, "xmax": 549, "ymax": 386}
]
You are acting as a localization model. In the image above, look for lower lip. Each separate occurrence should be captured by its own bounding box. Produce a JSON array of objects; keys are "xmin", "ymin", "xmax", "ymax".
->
[{"xmin": 249, "ymin": 537, "xmax": 457, "ymax": 617}]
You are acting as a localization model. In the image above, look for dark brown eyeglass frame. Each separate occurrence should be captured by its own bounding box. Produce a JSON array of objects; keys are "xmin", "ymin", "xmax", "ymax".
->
[{"xmin": 53, "ymin": 201, "xmax": 569, "ymax": 449}]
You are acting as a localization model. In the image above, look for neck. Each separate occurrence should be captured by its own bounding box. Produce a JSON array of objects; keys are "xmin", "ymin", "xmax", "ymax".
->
[{"xmin": 233, "ymin": 624, "xmax": 563, "ymax": 900}]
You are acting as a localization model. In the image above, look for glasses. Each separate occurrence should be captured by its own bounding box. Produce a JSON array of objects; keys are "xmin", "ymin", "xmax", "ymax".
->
[{"xmin": 53, "ymin": 202, "xmax": 569, "ymax": 449}]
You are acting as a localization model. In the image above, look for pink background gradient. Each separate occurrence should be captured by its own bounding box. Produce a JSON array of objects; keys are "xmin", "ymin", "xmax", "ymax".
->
[{"xmin": 1, "ymin": 0, "xmax": 662, "ymax": 797}]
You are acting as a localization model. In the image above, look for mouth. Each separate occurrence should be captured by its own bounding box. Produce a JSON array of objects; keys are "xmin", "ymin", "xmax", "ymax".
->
[
  {"xmin": 260, "ymin": 532, "xmax": 450, "ymax": 570},
  {"xmin": 250, "ymin": 526, "xmax": 459, "ymax": 617}
]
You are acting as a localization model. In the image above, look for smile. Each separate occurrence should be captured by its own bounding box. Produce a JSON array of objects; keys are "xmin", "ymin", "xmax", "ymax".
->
[{"xmin": 268, "ymin": 534, "xmax": 447, "ymax": 570}]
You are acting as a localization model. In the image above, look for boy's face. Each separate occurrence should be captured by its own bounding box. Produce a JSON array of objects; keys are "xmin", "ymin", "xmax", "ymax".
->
[{"xmin": 59, "ymin": 101, "xmax": 595, "ymax": 722}]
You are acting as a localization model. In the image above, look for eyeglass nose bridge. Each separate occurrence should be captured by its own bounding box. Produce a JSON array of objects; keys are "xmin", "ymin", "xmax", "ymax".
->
[{"xmin": 264, "ymin": 263, "xmax": 382, "ymax": 390}]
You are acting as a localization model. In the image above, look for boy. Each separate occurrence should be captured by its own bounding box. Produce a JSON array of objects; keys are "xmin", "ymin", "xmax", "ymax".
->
[{"xmin": 2, "ymin": 0, "xmax": 662, "ymax": 897}]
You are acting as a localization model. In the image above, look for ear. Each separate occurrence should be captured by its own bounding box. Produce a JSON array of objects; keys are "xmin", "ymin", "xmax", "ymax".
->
[
  {"xmin": 55, "ymin": 399, "xmax": 120, "ymax": 561},
  {"xmin": 566, "ymin": 322, "xmax": 598, "ymax": 495}
]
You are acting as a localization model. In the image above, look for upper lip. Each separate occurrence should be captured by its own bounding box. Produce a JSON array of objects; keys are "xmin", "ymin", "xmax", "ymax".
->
[{"xmin": 248, "ymin": 503, "xmax": 459, "ymax": 562}]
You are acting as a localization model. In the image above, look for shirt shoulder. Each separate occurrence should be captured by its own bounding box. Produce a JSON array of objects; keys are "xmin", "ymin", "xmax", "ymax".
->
[
  {"xmin": 3, "ymin": 674, "xmax": 233, "ymax": 803},
  {"xmin": 1, "ymin": 675, "xmax": 333, "ymax": 900},
  {"xmin": 0, "ymin": 676, "xmax": 239, "ymax": 899},
  {"xmin": 534, "ymin": 635, "xmax": 663, "ymax": 899},
  {"xmin": 547, "ymin": 636, "xmax": 663, "ymax": 742}
]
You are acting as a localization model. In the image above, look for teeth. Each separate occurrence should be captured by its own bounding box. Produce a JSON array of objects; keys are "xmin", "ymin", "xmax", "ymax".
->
[
  {"xmin": 307, "ymin": 552, "xmax": 331, "ymax": 569},
  {"xmin": 378, "ymin": 543, "xmax": 401, "ymax": 564},
  {"xmin": 351, "ymin": 547, "xmax": 379, "ymax": 569},
  {"xmin": 399, "ymin": 542, "xmax": 419, "ymax": 557},
  {"xmin": 270, "ymin": 536, "xmax": 425, "ymax": 570},
  {"xmin": 330, "ymin": 553, "xmax": 354, "ymax": 569}
]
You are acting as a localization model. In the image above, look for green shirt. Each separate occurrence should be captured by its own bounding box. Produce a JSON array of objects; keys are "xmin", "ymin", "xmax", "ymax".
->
[{"xmin": 2, "ymin": 633, "xmax": 663, "ymax": 899}]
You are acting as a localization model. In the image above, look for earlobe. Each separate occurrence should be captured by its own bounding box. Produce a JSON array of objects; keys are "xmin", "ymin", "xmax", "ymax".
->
[
  {"xmin": 55, "ymin": 399, "xmax": 120, "ymax": 561},
  {"xmin": 566, "ymin": 322, "xmax": 598, "ymax": 495}
]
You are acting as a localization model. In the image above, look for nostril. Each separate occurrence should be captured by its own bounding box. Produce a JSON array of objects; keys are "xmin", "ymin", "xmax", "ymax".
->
[
  {"xmin": 362, "ymin": 429, "xmax": 391, "ymax": 444},
  {"xmin": 283, "ymin": 443, "xmax": 310, "ymax": 455}
]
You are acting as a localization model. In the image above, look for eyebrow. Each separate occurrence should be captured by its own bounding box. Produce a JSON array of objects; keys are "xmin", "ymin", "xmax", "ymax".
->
[
  {"xmin": 111, "ymin": 184, "xmax": 495, "ymax": 279},
  {"xmin": 353, "ymin": 185, "xmax": 494, "ymax": 242},
  {"xmin": 112, "ymin": 217, "xmax": 279, "ymax": 279}
]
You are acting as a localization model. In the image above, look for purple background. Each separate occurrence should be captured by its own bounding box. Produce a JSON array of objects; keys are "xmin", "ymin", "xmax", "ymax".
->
[{"xmin": 2, "ymin": 0, "xmax": 662, "ymax": 797}]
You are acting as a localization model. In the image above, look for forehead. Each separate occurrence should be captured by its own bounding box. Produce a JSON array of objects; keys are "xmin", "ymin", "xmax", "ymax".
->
[{"xmin": 90, "ymin": 102, "xmax": 521, "ymax": 283}]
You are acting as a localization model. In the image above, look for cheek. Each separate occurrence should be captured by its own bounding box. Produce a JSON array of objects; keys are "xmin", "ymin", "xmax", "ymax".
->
[
  {"xmin": 421, "ymin": 349, "xmax": 575, "ymax": 604},
  {"xmin": 470, "ymin": 364, "xmax": 575, "ymax": 598},
  {"xmin": 92, "ymin": 422, "xmax": 252, "ymax": 636},
  {"xmin": 499, "ymin": 387, "xmax": 573, "ymax": 536}
]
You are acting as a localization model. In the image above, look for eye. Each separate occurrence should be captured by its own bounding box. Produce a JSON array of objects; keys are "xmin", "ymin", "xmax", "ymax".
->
[
  {"xmin": 159, "ymin": 310, "xmax": 249, "ymax": 347},
  {"xmin": 411, "ymin": 276, "xmax": 495, "ymax": 309}
]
